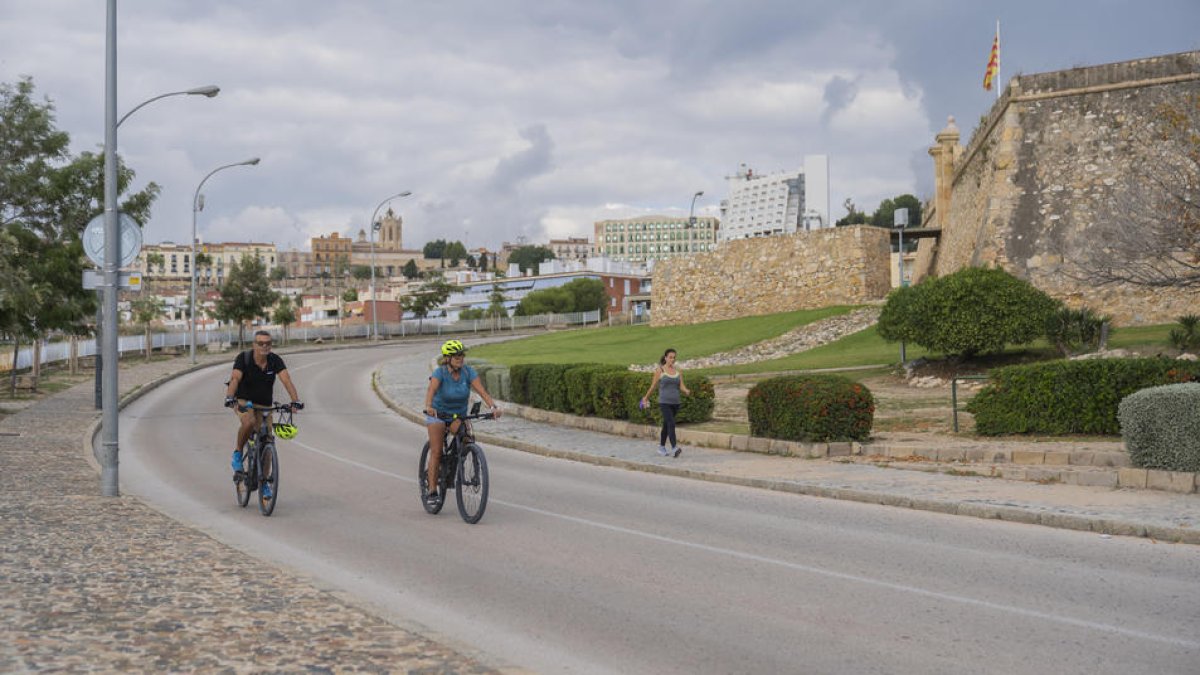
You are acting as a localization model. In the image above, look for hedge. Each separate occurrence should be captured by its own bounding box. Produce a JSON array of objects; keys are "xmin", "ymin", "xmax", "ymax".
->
[
  {"xmin": 967, "ymin": 358, "xmax": 1200, "ymax": 436},
  {"xmin": 746, "ymin": 375, "xmax": 874, "ymax": 442},
  {"xmin": 565, "ymin": 364, "xmax": 625, "ymax": 416},
  {"xmin": 1118, "ymin": 382, "xmax": 1200, "ymax": 472},
  {"xmin": 619, "ymin": 371, "xmax": 716, "ymax": 425}
]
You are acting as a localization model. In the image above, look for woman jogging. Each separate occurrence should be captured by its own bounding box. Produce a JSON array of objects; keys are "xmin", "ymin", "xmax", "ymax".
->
[{"xmin": 640, "ymin": 348, "xmax": 691, "ymax": 457}]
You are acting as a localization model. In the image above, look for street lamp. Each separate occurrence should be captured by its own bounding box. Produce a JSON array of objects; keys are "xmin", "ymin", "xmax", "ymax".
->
[
  {"xmin": 190, "ymin": 157, "xmax": 261, "ymax": 364},
  {"xmin": 688, "ymin": 190, "xmax": 704, "ymax": 227},
  {"xmin": 98, "ymin": 0, "xmax": 220, "ymax": 498},
  {"xmin": 368, "ymin": 190, "xmax": 413, "ymax": 340},
  {"xmin": 117, "ymin": 85, "xmax": 219, "ymax": 128},
  {"xmin": 95, "ymin": 84, "xmax": 221, "ymax": 409}
]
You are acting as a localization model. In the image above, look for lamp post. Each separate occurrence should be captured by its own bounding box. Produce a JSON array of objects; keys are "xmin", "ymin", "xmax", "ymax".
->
[
  {"xmin": 190, "ymin": 157, "xmax": 261, "ymax": 364},
  {"xmin": 894, "ymin": 207, "xmax": 909, "ymax": 363},
  {"xmin": 94, "ymin": 84, "xmax": 221, "ymax": 410},
  {"xmin": 368, "ymin": 190, "xmax": 412, "ymax": 340},
  {"xmin": 688, "ymin": 190, "xmax": 704, "ymax": 227},
  {"xmin": 98, "ymin": 0, "xmax": 220, "ymax": 497}
]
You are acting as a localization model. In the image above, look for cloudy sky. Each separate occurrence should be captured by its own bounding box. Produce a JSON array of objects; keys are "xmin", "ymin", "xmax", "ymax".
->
[{"xmin": 2, "ymin": 1, "xmax": 1197, "ymax": 252}]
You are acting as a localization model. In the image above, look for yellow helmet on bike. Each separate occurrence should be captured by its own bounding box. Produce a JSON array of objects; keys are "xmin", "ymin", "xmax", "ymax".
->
[
  {"xmin": 441, "ymin": 339, "xmax": 466, "ymax": 356},
  {"xmin": 273, "ymin": 422, "xmax": 298, "ymax": 440}
]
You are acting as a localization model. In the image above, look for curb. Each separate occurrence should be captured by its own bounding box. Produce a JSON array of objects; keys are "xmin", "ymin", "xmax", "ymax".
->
[{"xmin": 371, "ymin": 371, "xmax": 1200, "ymax": 545}]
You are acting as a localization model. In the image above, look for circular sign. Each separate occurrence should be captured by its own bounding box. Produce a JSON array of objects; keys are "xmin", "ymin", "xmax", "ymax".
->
[{"xmin": 83, "ymin": 212, "xmax": 143, "ymax": 268}]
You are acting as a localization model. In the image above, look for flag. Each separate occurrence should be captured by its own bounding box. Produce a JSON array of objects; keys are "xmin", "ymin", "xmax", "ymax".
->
[{"xmin": 983, "ymin": 28, "xmax": 1000, "ymax": 91}]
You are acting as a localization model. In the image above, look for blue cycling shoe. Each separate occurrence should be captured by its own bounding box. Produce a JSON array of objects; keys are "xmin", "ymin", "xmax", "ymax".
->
[
  {"xmin": 231, "ymin": 450, "xmax": 243, "ymax": 471},
  {"xmin": 260, "ymin": 482, "xmax": 272, "ymax": 500}
]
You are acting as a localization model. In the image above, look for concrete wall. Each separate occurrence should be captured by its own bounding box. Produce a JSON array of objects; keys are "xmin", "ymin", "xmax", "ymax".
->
[{"xmin": 650, "ymin": 226, "xmax": 890, "ymax": 326}]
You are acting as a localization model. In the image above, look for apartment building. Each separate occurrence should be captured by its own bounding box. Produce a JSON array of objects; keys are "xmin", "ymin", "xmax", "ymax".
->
[
  {"xmin": 593, "ymin": 216, "xmax": 719, "ymax": 264},
  {"xmin": 718, "ymin": 155, "xmax": 830, "ymax": 242}
]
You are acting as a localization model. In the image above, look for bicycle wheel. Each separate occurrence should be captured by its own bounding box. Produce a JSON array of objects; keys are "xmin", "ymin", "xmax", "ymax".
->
[
  {"xmin": 258, "ymin": 442, "xmax": 279, "ymax": 516},
  {"xmin": 235, "ymin": 442, "xmax": 252, "ymax": 508},
  {"xmin": 455, "ymin": 443, "xmax": 489, "ymax": 524},
  {"xmin": 418, "ymin": 441, "xmax": 445, "ymax": 514}
]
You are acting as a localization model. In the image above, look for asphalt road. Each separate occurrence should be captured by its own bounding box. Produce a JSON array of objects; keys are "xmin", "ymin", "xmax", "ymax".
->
[{"xmin": 119, "ymin": 343, "xmax": 1200, "ymax": 674}]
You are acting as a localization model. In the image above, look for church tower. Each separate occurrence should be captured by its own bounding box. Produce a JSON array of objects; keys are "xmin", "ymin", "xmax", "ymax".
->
[{"xmin": 377, "ymin": 207, "xmax": 403, "ymax": 251}]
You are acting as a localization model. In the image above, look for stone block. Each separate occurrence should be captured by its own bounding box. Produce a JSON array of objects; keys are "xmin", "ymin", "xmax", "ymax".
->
[
  {"xmin": 827, "ymin": 442, "xmax": 851, "ymax": 457},
  {"xmin": 747, "ymin": 437, "xmax": 772, "ymax": 454},
  {"xmin": 963, "ymin": 448, "xmax": 991, "ymax": 463},
  {"xmin": 1075, "ymin": 470, "xmax": 1119, "ymax": 488},
  {"xmin": 707, "ymin": 432, "xmax": 733, "ymax": 449},
  {"xmin": 1117, "ymin": 468, "xmax": 1148, "ymax": 489},
  {"xmin": 1166, "ymin": 472, "xmax": 1197, "ymax": 494},
  {"xmin": 935, "ymin": 448, "xmax": 965, "ymax": 462},
  {"xmin": 1068, "ymin": 451, "xmax": 1095, "ymax": 466},
  {"xmin": 769, "ymin": 439, "xmax": 794, "ymax": 456},
  {"xmin": 1012, "ymin": 450, "xmax": 1046, "ymax": 465},
  {"xmin": 804, "ymin": 443, "xmax": 829, "ymax": 459},
  {"xmin": 1146, "ymin": 470, "xmax": 1175, "ymax": 491},
  {"xmin": 1043, "ymin": 452, "xmax": 1071, "ymax": 466},
  {"xmin": 1094, "ymin": 452, "xmax": 1130, "ymax": 468},
  {"xmin": 730, "ymin": 435, "xmax": 750, "ymax": 452}
]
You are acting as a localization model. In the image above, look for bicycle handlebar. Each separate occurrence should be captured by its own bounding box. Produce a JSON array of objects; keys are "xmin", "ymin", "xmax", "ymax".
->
[{"xmin": 432, "ymin": 411, "xmax": 496, "ymax": 422}]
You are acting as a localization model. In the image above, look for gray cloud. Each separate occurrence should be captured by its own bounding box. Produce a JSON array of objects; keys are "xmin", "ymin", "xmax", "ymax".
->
[{"xmin": 1, "ymin": 0, "xmax": 1197, "ymax": 251}]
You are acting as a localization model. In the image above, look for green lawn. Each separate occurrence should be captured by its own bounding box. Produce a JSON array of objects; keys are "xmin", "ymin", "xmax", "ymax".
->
[
  {"xmin": 470, "ymin": 306, "xmax": 857, "ymax": 366},
  {"xmin": 472, "ymin": 307, "xmax": 1181, "ymax": 377}
]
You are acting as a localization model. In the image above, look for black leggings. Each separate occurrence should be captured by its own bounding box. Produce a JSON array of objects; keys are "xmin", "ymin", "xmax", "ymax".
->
[{"xmin": 659, "ymin": 403, "xmax": 680, "ymax": 447}]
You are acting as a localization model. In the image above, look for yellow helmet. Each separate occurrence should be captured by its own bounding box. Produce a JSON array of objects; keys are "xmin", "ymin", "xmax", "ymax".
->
[
  {"xmin": 441, "ymin": 339, "xmax": 466, "ymax": 356},
  {"xmin": 273, "ymin": 423, "xmax": 298, "ymax": 440}
]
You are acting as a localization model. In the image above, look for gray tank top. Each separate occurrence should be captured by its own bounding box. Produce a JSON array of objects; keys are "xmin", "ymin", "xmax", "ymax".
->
[{"xmin": 658, "ymin": 370, "xmax": 682, "ymax": 405}]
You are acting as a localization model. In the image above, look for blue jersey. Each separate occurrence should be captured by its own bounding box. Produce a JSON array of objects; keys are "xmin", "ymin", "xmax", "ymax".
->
[{"xmin": 431, "ymin": 364, "xmax": 477, "ymax": 416}]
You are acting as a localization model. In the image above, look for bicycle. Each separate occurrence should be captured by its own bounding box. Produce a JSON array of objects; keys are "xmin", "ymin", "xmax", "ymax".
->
[
  {"xmin": 419, "ymin": 401, "xmax": 494, "ymax": 524},
  {"xmin": 234, "ymin": 402, "xmax": 298, "ymax": 517}
]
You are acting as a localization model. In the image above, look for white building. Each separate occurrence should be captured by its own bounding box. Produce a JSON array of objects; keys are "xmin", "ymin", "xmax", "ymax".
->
[{"xmin": 718, "ymin": 155, "xmax": 830, "ymax": 242}]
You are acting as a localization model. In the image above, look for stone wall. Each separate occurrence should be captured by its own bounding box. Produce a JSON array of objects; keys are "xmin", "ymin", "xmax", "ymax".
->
[
  {"xmin": 651, "ymin": 226, "xmax": 890, "ymax": 326},
  {"xmin": 934, "ymin": 51, "xmax": 1200, "ymax": 325}
]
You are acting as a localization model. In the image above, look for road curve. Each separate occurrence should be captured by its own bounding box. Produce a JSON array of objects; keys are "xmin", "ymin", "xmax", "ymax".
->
[{"xmin": 119, "ymin": 343, "xmax": 1200, "ymax": 674}]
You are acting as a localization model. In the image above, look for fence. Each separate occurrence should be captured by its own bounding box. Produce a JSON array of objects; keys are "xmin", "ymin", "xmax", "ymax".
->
[{"xmin": 1, "ymin": 309, "xmax": 603, "ymax": 372}]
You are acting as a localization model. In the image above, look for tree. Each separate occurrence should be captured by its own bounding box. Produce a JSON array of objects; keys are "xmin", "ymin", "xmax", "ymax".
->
[
  {"xmin": 478, "ymin": 253, "xmax": 488, "ymax": 272},
  {"xmin": 466, "ymin": 254, "xmax": 477, "ymax": 269},
  {"xmin": 514, "ymin": 286, "xmax": 573, "ymax": 316},
  {"xmin": 402, "ymin": 258, "xmax": 420, "ymax": 279},
  {"xmin": 1065, "ymin": 94, "xmax": 1200, "ymax": 288},
  {"xmin": 351, "ymin": 264, "xmax": 372, "ymax": 280},
  {"xmin": 485, "ymin": 284, "xmax": 508, "ymax": 331},
  {"xmin": 401, "ymin": 277, "xmax": 456, "ymax": 333},
  {"xmin": 873, "ymin": 194, "xmax": 922, "ymax": 230},
  {"xmin": 0, "ymin": 77, "xmax": 158, "ymax": 365},
  {"xmin": 507, "ymin": 245, "xmax": 555, "ymax": 275},
  {"xmin": 214, "ymin": 254, "xmax": 278, "ymax": 348},
  {"xmin": 270, "ymin": 266, "xmax": 288, "ymax": 282},
  {"xmin": 272, "ymin": 295, "xmax": 297, "ymax": 345},
  {"xmin": 876, "ymin": 266, "xmax": 1058, "ymax": 358},
  {"xmin": 835, "ymin": 198, "xmax": 869, "ymax": 226},
  {"xmin": 342, "ymin": 288, "xmax": 358, "ymax": 303},
  {"xmin": 561, "ymin": 278, "xmax": 607, "ymax": 317},
  {"xmin": 423, "ymin": 239, "xmax": 447, "ymax": 259},
  {"xmin": 459, "ymin": 308, "xmax": 485, "ymax": 320},
  {"xmin": 128, "ymin": 294, "xmax": 164, "ymax": 361},
  {"xmin": 444, "ymin": 241, "xmax": 467, "ymax": 262}
]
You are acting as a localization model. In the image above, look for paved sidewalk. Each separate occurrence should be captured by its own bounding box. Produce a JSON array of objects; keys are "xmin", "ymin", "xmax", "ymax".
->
[
  {"xmin": 377, "ymin": 360, "xmax": 1200, "ymax": 545},
  {"xmin": 0, "ymin": 353, "xmax": 499, "ymax": 673}
]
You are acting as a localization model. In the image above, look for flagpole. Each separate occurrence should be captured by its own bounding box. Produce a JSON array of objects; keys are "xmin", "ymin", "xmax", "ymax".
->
[{"xmin": 995, "ymin": 19, "xmax": 1001, "ymax": 100}]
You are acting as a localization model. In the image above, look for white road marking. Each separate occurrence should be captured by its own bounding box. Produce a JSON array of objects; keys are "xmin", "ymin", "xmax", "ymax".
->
[{"xmin": 289, "ymin": 439, "xmax": 1199, "ymax": 650}]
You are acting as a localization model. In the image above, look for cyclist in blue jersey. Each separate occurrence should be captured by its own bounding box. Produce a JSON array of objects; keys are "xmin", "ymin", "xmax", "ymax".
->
[{"xmin": 422, "ymin": 339, "xmax": 501, "ymax": 505}]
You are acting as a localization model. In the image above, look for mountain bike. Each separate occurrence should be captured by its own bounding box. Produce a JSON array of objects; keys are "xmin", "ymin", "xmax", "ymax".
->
[
  {"xmin": 419, "ymin": 402, "xmax": 493, "ymax": 524},
  {"xmin": 234, "ymin": 402, "xmax": 297, "ymax": 516}
]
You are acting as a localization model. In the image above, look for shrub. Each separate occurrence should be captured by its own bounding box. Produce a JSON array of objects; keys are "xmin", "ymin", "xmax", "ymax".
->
[
  {"xmin": 1118, "ymin": 383, "xmax": 1200, "ymax": 472},
  {"xmin": 746, "ymin": 375, "xmax": 874, "ymax": 442},
  {"xmin": 508, "ymin": 363, "xmax": 537, "ymax": 405},
  {"xmin": 1168, "ymin": 315, "xmax": 1200, "ymax": 353},
  {"xmin": 967, "ymin": 358, "xmax": 1200, "ymax": 435},
  {"xmin": 564, "ymin": 364, "xmax": 625, "ymax": 415},
  {"xmin": 527, "ymin": 363, "xmax": 575, "ymax": 412},
  {"xmin": 592, "ymin": 370, "xmax": 632, "ymax": 419},
  {"xmin": 1044, "ymin": 306, "xmax": 1112, "ymax": 357},
  {"xmin": 876, "ymin": 266, "xmax": 1058, "ymax": 358}
]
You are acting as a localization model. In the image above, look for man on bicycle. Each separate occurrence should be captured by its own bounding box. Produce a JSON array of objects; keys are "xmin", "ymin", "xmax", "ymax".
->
[
  {"xmin": 422, "ymin": 339, "xmax": 501, "ymax": 505},
  {"xmin": 224, "ymin": 330, "xmax": 303, "ymax": 498}
]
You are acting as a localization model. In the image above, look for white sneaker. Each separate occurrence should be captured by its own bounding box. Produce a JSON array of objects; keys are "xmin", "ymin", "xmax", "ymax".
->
[{"xmin": 657, "ymin": 446, "xmax": 669, "ymax": 456}]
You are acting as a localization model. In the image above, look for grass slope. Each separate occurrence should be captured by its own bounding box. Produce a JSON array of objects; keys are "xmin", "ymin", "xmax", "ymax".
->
[{"xmin": 470, "ymin": 306, "xmax": 856, "ymax": 366}]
